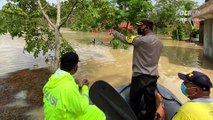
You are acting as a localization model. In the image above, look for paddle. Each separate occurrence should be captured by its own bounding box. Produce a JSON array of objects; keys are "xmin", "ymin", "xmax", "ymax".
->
[{"xmin": 89, "ymin": 80, "xmax": 138, "ymax": 120}]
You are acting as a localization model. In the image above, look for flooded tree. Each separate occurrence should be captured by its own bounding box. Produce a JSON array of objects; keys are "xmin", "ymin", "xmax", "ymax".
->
[{"xmin": 0, "ymin": 0, "xmax": 83, "ymax": 70}]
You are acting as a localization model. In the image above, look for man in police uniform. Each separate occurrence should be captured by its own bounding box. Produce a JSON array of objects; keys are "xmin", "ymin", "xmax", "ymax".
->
[
  {"xmin": 43, "ymin": 52, "xmax": 106, "ymax": 120},
  {"xmin": 173, "ymin": 71, "xmax": 213, "ymax": 120},
  {"xmin": 110, "ymin": 20, "xmax": 163, "ymax": 120}
]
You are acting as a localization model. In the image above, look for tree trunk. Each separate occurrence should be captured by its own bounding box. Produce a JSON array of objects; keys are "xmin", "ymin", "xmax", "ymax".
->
[
  {"xmin": 54, "ymin": 28, "xmax": 61, "ymax": 70},
  {"xmin": 38, "ymin": 0, "xmax": 77, "ymax": 71},
  {"xmin": 125, "ymin": 21, "xmax": 129, "ymax": 35},
  {"xmin": 176, "ymin": 29, "xmax": 179, "ymax": 41},
  {"xmin": 189, "ymin": 32, "xmax": 192, "ymax": 42},
  {"xmin": 53, "ymin": 0, "xmax": 61, "ymax": 70}
]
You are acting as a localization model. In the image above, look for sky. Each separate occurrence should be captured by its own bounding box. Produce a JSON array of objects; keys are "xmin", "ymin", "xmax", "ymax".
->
[
  {"xmin": 0, "ymin": 0, "xmax": 57, "ymax": 9},
  {"xmin": 0, "ymin": 0, "xmax": 206, "ymax": 10}
]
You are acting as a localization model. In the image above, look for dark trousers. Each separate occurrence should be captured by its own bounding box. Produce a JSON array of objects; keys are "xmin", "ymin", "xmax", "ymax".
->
[{"xmin": 130, "ymin": 74, "xmax": 158, "ymax": 120}]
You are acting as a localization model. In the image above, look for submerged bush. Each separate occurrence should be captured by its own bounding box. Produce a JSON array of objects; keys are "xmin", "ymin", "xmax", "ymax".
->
[
  {"xmin": 111, "ymin": 39, "xmax": 120, "ymax": 49},
  {"xmin": 172, "ymin": 24, "xmax": 186, "ymax": 40},
  {"xmin": 110, "ymin": 38, "xmax": 129, "ymax": 49},
  {"xmin": 122, "ymin": 44, "xmax": 129, "ymax": 49}
]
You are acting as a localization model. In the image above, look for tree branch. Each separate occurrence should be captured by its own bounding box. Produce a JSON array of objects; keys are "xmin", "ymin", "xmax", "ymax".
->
[
  {"xmin": 59, "ymin": 0, "xmax": 79, "ymax": 28},
  {"xmin": 48, "ymin": 23, "xmax": 55, "ymax": 31},
  {"xmin": 38, "ymin": 0, "xmax": 55, "ymax": 29},
  {"xmin": 56, "ymin": 0, "xmax": 61, "ymax": 26}
]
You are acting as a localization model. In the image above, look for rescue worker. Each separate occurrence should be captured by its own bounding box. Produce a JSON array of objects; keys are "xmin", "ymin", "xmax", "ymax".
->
[
  {"xmin": 173, "ymin": 71, "xmax": 213, "ymax": 120},
  {"xmin": 110, "ymin": 19, "xmax": 163, "ymax": 120},
  {"xmin": 43, "ymin": 52, "xmax": 106, "ymax": 120}
]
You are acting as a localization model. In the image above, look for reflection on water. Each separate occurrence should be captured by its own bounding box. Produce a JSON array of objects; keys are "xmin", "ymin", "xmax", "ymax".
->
[
  {"xmin": 162, "ymin": 46, "xmax": 202, "ymax": 68},
  {"xmin": 1, "ymin": 29, "xmax": 213, "ymax": 119},
  {"xmin": 25, "ymin": 107, "xmax": 44, "ymax": 120},
  {"xmin": 0, "ymin": 34, "xmax": 47, "ymax": 77},
  {"xmin": 4, "ymin": 90, "xmax": 29, "ymax": 108}
]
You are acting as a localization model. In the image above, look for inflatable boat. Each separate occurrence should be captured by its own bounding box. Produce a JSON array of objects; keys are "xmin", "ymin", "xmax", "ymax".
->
[
  {"xmin": 90, "ymin": 80, "xmax": 182, "ymax": 120},
  {"xmin": 116, "ymin": 84, "xmax": 182, "ymax": 120}
]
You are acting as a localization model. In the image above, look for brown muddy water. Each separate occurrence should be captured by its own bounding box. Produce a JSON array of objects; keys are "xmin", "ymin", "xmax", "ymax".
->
[{"xmin": 0, "ymin": 28, "xmax": 213, "ymax": 119}]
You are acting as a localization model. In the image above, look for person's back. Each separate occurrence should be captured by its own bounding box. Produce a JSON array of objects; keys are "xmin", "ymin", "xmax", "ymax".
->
[
  {"xmin": 43, "ymin": 52, "xmax": 106, "ymax": 120},
  {"xmin": 173, "ymin": 99, "xmax": 213, "ymax": 120},
  {"xmin": 110, "ymin": 19, "xmax": 163, "ymax": 120},
  {"xmin": 132, "ymin": 33, "xmax": 163, "ymax": 76}
]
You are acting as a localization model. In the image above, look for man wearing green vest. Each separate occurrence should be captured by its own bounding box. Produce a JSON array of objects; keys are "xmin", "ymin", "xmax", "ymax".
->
[
  {"xmin": 43, "ymin": 52, "xmax": 106, "ymax": 120},
  {"xmin": 173, "ymin": 71, "xmax": 213, "ymax": 120}
]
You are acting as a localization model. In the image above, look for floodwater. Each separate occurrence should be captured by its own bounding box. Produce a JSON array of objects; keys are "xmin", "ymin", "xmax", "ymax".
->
[
  {"xmin": 1, "ymin": 28, "xmax": 213, "ymax": 119},
  {"xmin": 0, "ymin": 34, "xmax": 47, "ymax": 78}
]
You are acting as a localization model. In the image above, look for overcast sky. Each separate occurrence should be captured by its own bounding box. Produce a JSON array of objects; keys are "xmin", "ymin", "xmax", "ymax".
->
[{"xmin": 0, "ymin": 0, "xmax": 206, "ymax": 10}]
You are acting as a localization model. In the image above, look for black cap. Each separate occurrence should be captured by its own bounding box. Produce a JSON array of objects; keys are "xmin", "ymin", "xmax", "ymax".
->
[
  {"xmin": 136, "ymin": 19, "xmax": 154, "ymax": 30},
  {"xmin": 178, "ymin": 71, "xmax": 213, "ymax": 91},
  {"xmin": 60, "ymin": 52, "xmax": 79, "ymax": 68}
]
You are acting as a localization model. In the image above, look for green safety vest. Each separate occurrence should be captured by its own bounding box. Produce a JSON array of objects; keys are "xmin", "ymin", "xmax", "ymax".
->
[{"xmin": 43, "ymin": 69, "xmax": 106, "ymax": 120}]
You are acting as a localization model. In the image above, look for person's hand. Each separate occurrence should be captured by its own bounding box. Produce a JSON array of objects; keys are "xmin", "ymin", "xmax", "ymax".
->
[
  {"xmin": 82, "ymin": 79, "xmax": 89, "ymax": 86},
  {"xmin": 109, "ymin": 29, "xmax": 114, "ymax": 35}
]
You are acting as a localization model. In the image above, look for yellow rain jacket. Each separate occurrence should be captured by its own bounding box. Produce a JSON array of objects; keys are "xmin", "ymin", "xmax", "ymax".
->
[{"xmin": 43, "ymin": 69, "xmax": 106, "ymax": 120}]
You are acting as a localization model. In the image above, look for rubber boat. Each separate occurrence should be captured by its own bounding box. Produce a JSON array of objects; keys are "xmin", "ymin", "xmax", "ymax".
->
[{"xmin": 116, "ymin": 84, "xmax": 182, "ymax": 120}]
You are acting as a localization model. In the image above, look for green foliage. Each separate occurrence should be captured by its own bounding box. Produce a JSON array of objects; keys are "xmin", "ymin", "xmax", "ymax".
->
[
  {"xmin": 150, "ymin": 0, "xmax": 177, "ymax": 28},
  {"xmin": 110, "ymin": 38, "xmax": 129, "ymax": 49},
  {"xmin": 0, "ymin": 0, "xmax": 199, "ymax": 65},
  {"xmin": 0, "ymin": 0, "xmax": 77, "ymax": 64},
  {"xmin": 122, "ymin": 44, "xmax": 129, "ymax": 49},
  {"xmin": 150, "ymin": 0, "xmax": 198, "ymax": 31},
  {"xmin": 158, "ymin": 28, "xmax": 169, "ymax": 35},
  {"xmin": 155, "ymin": 26, "xmax": 175, "ymax": 35},
  {"xmin": 190, "ymin": 24, "xmax": 199, "ymax": 35},
  {"xmin": 68, "ymin": 0, "xmax": 153, "ymax": 33},
  {"xmin": 79, "ymin": 0, "xmax": 198, "ymax": 36},
  {"xmin": 193, "ymin": 29, "xmax": 199, "ymax": 35},
  {"xmin": 0, "ymin": 3, "xmax": 28, "ymax": 38},
  {"xmin": 172, "ymin": 30, "xmax": 178, "ymax": 40},
  {"xmin": 60, "ymin": 37, "xmax": 75, "ymax": 55},
  {"xmin": 184, "ymin": 21, "xmax": 200, "ymax": 39},
  {"xmin": 23, "ymin": 27, "xmax": 55, "ymax": 57},
  {"xmin": 111, "ymin": 0, "xmax": 153, "ymax": 35},
  {"xmin": 0, "ymin": 1, "xmax": 55, "ymax": 60},
  {"xmin": 69, "ymin": 0, "xmax": 116, "ymax": 31},
  {"xmin": 111, "ymin": 39, "xmax": 120, "ymax": 49},
  {"xmin": 172, "ymin": 24, "xmax": 186, "ymax": 40}
]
